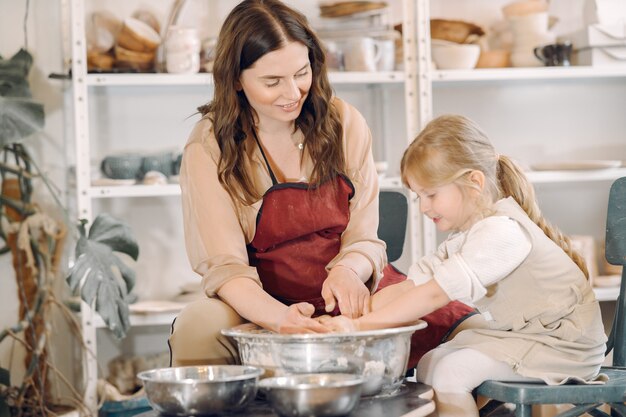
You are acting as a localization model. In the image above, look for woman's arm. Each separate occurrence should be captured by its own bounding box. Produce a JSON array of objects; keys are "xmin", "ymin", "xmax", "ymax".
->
[
  {"xmin": 325, "ymin": 100, "xmax": 386, "ymax": 286},
  {"xmin": 180, "ymin": 126, "xmax": 328, "ymax": 333},
  {"xmin": 218, "ymin": 278, "xmax": 330, "ymax": 333},
  {"xmin": 321, "ymin": 100, "xmax": 387, "ymax": 318}
]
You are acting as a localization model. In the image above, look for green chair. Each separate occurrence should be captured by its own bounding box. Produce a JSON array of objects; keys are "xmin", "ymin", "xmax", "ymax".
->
[
  {"xmin": 476, "ymin": 176, "xmax": 626, "ymax": 417},
  {"xmin": 378, "ymin": 190, "xmax": 408, "ymax": 263}
]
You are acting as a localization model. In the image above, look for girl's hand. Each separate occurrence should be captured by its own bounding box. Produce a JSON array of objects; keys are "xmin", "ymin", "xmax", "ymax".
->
[
  {"xmin": 321, "ymin": 266, "xmax": 371, "ymax": 319},
  {"xmin": 277, "ymin": 302, "xmax": 332, "ymax": 334},
  {"xmin": 316, "ymin": 314, "xmax": 358, "ymax": 332}
]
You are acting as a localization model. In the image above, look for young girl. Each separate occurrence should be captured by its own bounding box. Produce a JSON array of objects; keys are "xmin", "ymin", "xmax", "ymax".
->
[{"xmin": 319, "ymin": 115, "xmax": 607, "ymax": 416}]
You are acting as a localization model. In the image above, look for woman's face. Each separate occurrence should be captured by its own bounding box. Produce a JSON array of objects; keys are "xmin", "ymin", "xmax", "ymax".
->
[{"xmin": 239, "ymin": 41, "xmax": 312, "ymax": 128}]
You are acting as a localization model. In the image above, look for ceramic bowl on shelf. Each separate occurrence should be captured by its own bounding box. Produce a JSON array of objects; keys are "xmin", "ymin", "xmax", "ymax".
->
[
  {"xmin": 100, "ymin": 154, "xmax": 143, "ymax": 180},
  {"xmin": 431, "ymin": 40, "xmax": 480, "ymax": 70},
  {"xmin": 476, "ymin": 50, "xmax": 511, "ymax": 68},
  {"xmin": 117, "ymin": 17, "xmax": 161, "ymax": 53}
]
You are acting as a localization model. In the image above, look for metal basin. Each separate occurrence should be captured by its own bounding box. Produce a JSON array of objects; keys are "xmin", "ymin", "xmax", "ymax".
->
[
  {"xmin": 222, "ymin": 322, "xmax": 426, "ymax": 397},
  {"xmin": 259, "ymin": 373, "xmax": 364, "ymax": 417},
  {"xmin": 137, "ymin": 365, "xmax": 264, "ymax": 416}
]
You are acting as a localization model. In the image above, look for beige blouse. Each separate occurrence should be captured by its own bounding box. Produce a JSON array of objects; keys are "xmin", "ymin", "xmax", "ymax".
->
[{"xmin": 180, "ymin": 97, "xmax": 387, "ymax": 297}]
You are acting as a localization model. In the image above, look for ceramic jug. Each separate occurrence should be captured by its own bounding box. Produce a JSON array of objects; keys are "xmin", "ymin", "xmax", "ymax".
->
[{"xmin": 534, "ymin": 42, "xmax": 573, "ymax": 66}]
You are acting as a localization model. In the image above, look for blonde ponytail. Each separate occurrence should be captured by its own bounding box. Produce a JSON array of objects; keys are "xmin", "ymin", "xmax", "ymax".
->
[{"xmin": 497, "ymin": 155, "xmax": 589, "ymax": 278}]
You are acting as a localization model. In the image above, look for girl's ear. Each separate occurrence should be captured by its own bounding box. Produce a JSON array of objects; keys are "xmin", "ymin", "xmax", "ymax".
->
[
  {"xmin": 235, "ymin": 80, "xmax": 242, "ymax": 91},
  {"xmin": 469, "ymin": 170, "xmax": 485, "ymax": 192}
]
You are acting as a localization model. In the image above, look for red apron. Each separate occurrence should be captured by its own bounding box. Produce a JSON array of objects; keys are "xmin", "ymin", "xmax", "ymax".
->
[{"xmin": 247, "ymin": 142, "xmax": 474, "ymax": 368}]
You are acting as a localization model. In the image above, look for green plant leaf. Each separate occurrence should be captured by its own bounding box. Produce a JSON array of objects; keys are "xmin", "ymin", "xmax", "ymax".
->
[
  {"xmin": 67, "ymin": 214, "xmax": 139, "ymax": 339},
  {"xmin": 1, "ymin": 49, "xmax": 33, "ymax": 76},
  {"xmin": 0, "ymin": 96, "xmax": 44, "ymax": 147},
  {"xmin": 88, "ymin": 213, "xmax": 139, "ymax": 261},
  {"xmin": 0, "ymin": 49, "xmax": 43, "ymax": 147}
]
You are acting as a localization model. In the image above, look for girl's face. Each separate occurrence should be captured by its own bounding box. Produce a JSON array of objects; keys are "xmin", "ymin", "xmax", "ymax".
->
[
  {"xmin": 407, "ymin": 177, "xmax": 478, "ymax": 232},
  {"xmin": 239, "ymin": 41, "xmax": 312, "ymax": 128}
]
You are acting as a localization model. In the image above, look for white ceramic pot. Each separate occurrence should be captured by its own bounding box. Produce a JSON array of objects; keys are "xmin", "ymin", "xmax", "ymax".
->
[
  {"xmin": 165, "ymin": 26, "xmax": 201, "ymax": 74},
  {"xmin": 431, "ymin": 41, "xmax": 481, "ymax": 70},
  {"xmin": 507, "ymin": 12, "xmax": 549, "ymax": 37}
]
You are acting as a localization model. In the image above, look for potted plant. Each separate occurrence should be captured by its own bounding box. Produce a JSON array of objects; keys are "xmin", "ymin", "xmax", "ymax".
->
[{"xmin": 1, "ymin": 48, "xmax": 138, "ymax": 416}]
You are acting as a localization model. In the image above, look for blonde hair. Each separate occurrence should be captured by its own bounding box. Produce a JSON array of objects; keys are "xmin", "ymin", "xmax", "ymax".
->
[{"xmin": 400, "ymin": 114, "xmax": 589, "ymax": 278}]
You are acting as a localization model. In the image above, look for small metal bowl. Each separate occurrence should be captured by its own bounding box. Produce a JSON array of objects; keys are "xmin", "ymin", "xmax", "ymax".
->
[
  {"xmin": 259, "ymin": 373, "xmax": 364, "ymax": 417},
  {"xmin": 137, "ymin": 365, "xmax": 264, "ymax": 416}
]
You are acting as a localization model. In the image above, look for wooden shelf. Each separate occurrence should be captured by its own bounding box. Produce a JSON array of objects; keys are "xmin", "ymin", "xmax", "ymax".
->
[
  {"xmin": 86, "ymin": 71, "xmax": 405, "ymax": 87},
  {"xmin": 85, "ymin": 67, "xmax": 626, "ymax": 87},
  {"xmin": 89, "ymin": 183, "xmax": 180, "ymax": 198},
  {"xmin": 432, "ymin": 66, "xmax": 626, "ymax": 84},
  {"xmin": 526, "ymin": 167, "xmax": 626, "ymax": 184},
  {"xmin": 87, "ymin": 72, "xmax": 213, "ymax": 86},
  {"xmin": 94, "ymin": 311, "xmax": 178, "ymax": 328},
  {"xmin": 87, "ymin": 169, "xmax": 626, "ymax": 199}
]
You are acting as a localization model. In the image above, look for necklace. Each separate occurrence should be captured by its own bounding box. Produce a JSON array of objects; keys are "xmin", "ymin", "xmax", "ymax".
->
[
  {"xmin": 292, "ymin": 129, "xmax": 304, "ymax": 151},
  {"xmin": 256, "ymin": 125, "xmax": 303, "ymax": 151}
]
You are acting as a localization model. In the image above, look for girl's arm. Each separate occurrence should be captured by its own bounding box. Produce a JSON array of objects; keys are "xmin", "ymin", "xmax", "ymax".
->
[
  {"xmin": 370, "ymin": 280, "xmax": 416, "ymax": 311},
  {"xmin": 357, "ymin": 279, "xmax": 451, "ymax": 331},
  {"xmin": 318, "ymin": 279, "xmax": 450, "ymax": 332}
]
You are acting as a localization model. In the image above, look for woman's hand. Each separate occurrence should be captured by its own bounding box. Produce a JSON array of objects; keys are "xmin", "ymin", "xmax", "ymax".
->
[
  {"xmin": 321, "ymin": 266, "xmax": 371, "ymax": 319},
  {"xmin": 278, "ymin": 302, "xmax": 332, "ymax": 334},
  {"xmin": 316, "ymin": 314, "xmax": 358, "ymax": 332}
]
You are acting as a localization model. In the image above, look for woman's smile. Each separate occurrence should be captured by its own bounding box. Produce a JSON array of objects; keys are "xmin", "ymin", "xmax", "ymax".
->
[{"xmin": 279, "ymin": 100, "xmax": 301, "ymax": 112}]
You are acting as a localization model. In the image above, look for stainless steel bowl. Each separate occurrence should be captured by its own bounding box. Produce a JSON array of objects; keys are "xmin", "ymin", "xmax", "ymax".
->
[
  {"xmin": 137, "ymin": 365, "xmax": 264, "ymax": 416},
  {"xmin": 259, "ymin": 373, "xmax": 363, "ymax": 417},
  {"xmin": 222, "ymin": 322, "xmax": 426, "ymax": 397}
]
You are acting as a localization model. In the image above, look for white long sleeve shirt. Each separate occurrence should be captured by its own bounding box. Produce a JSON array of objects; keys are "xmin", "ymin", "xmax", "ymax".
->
[{"xmin": 408, "ymin": 215, "xmax": 532, "ymax": 304}]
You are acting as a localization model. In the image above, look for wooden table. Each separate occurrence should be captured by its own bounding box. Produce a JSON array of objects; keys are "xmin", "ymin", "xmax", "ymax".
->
[{"xmin": 136, "ymin": 381, "xmax": 435, "ymax": 417}]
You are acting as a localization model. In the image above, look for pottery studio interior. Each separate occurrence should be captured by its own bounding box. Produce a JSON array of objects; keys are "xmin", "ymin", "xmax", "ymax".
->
[{"xmin": 1, "ymin": 0, "xmax": 625, "ymax": 416}]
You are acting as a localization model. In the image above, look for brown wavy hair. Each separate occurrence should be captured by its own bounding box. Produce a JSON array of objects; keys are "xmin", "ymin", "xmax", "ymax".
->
[
  {"xmin": 199, "ymin": 0, "xmax": 344, "ymax": 205},
  {"xmin": 400, "ymin": 115, "xmax": 589, "ymax": 278}
]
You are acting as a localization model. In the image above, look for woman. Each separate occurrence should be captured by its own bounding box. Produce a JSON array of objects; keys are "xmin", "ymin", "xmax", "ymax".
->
[{"xmin": 169, "ymin": 0, "xmax": 475, "ymax": 367}]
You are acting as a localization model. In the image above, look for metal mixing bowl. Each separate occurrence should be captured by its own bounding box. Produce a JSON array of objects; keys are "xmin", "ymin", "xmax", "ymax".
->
[
  {"xmin": 259, "ymin": 373, "xmax": 364, "ymax": 417},
  {"xmin": 222, "ymin": 322, "xmax": 426, "ymax": 397},
  {"xmin": 137, "ymin": 365, "xmax": 264, "ymax": 416}
]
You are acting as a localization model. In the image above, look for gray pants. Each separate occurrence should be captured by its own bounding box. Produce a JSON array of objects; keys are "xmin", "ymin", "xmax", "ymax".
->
[{"xmin": 169, "ymin": 297, "xmax": 245, "ymax": 366}]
